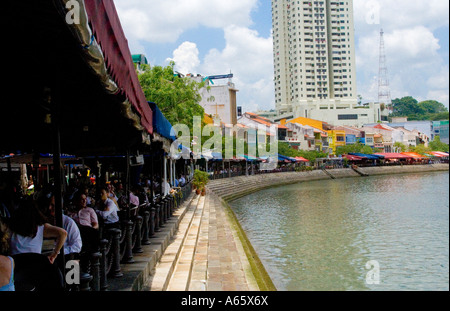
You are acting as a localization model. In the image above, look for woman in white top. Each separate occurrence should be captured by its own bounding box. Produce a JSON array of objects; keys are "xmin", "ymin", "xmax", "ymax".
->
[{"xmin": 8, "ymin": 199, "xmax": 67, "ymax": 264}]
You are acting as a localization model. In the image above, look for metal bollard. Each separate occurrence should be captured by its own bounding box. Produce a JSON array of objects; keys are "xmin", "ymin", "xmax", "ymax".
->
[
  {"xmin": 155, "ymin": 204, "xmax": 161, "ymax": 232},
  {"xmin": 99, "ymin": 239, "xmax": 109, "ymax": 290},
  {"xmin": 109, "ymin": 228, "xmax": 124, "ymax": 278},
  {"xmin": 121, "ymin": 220, "xmax": 135, "ymax": 264},
  {"xmin": 133, "ymin": 215, "xmax": 144, "ymax": 253},
  {"xmin": 90, "ymin": 252, "xmax": 102, "ymax": 291},
  {"xmin": 159, "ymin": 202, "xmax": 165, "ymax": 227},
  {"xmin": 141, "ymin": 210, "xmax": 151, "ymax": 245},
  {"xmin": 150, "ymin": 206, "xmax": 156, "ymax": 236}
]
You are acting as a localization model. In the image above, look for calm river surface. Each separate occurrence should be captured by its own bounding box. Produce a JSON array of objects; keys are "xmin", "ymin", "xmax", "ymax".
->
[{"xmin": 230, "ymin": 171, "xmax": 449, "ymax": 291}]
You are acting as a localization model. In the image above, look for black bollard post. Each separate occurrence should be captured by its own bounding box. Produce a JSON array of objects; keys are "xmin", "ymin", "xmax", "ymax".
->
[
  {"xmin": 90, "ymin": 252, "xmax": 102, "ymax": 292},
  {"xmin": 150, "ymin": 206, "xmax": 156, "ymax": 236},
  {"xmin": 99, "ymin": 239, "xmax": 109, "ymax": 291},
  {"xmin": 154, "ymin": 204, "xmax": 161, "ymax": 232},
  {"xmin": 122, "ymin": 220, "xmax": 135, "ymax": 264},
  {"xmin": 141, "ymin": 211, "xmax": 151, "ymax": 245},
  {"xmin": 80, "ymin": 273, "xmax": 93, "ymax": 291},
  {"xmin": 133, "ymin": 216, "xmax": 144, "ymax": 253},
  {"xmin": 159, "ymin": 203, "xmax": 165, "ymax": 228},
  {"xmin": 162, "ymin": 198, "xmax": 168, "ymax": 222},
  {"xmin": 109, "ymin": 229, "xmax": 124, "ymax": 278}
]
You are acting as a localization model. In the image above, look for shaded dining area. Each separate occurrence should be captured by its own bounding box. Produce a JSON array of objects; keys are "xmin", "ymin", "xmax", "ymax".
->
[{"xmin": 0, "ymin": 0, "xmax": 192, "ymax": 292}]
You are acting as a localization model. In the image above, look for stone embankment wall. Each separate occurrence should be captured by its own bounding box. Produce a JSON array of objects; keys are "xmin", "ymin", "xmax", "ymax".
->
[{"xmin": 207, "ymin": 164, "xmax": 449, "ymax": 202}]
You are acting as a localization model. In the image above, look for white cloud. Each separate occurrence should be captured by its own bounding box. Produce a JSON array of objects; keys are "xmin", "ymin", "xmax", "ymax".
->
[
  {"xmin": 165, "ymin": 25, "xmax": 275, "ymax": 113},
  {"xmin": 354, "ymin": 0, "xmax": 449, "ymax": 32},
  {"xmin": 167, "ymin": 41, "xmax": 201, "ymax": 74},
  {"xmin": 427, "ymin": 90, "xmax": 449, "ymax": 106},
  {"xmin": 427, "ymin": 66, "xmax": 450, "ymax": 107},
  {"xmin": 115, "ymin": 0, "xmax": 258, "ymax": 43},
  {"xmin": 354, "ymin": 0, "xmax": 449, "ymax": 108},
  {"xmin": 115, "ymin": 0, "xmax": 449, "ymax": 112},
  {"xmin": 427, "ymin": 66, "xmax": 450, "ymax": 90},
  {"xmin": 200, "ymin": 25, "xmax": 274, "ymax": 112}
]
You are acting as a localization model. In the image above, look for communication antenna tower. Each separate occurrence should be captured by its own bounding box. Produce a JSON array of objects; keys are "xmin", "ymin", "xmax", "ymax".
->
[{"xmin": 378, "ymin": 29, "xmax": 392, "ymax": 113}]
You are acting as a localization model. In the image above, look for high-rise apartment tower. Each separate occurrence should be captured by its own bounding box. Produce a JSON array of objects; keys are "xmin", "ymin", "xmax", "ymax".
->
[{"xmin": 273, "ymin": 0, "xmax": 366, "ymax": 126}]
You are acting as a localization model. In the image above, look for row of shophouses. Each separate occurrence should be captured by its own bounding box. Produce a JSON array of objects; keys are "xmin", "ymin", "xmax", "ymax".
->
[{"xmin": 227, "ymin": 113, "xmax": 449, "ymax": 156}]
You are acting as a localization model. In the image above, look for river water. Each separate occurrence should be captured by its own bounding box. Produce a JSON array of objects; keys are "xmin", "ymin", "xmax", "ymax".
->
[{"xmin": 230, "ymin": 171, "xmax": 449, "ymax": 291}]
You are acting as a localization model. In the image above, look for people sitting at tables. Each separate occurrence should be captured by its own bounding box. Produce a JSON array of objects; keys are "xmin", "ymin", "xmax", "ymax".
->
[
  {"xmin": 135, "ymin": 185, "xmax": 150, "ymax": 207},
  {"xmin": 161, "ymin": 179, "xmax": 171, "ymax": 195},
  {"xmin": 106, "ymin": 183, "xmax": 118, "ymax": 204},
  {"xmin": 178, "ymin": 175, "xmax": 186, "ymax": 187},
  {"xmin": 8, "ymin": 199, "xmax": 67, "ymax": 262},
  {"xmin": 114, "ymin": 183, "xmax": 125, "ymax": 200},
  {"xmin": 7, "ymin": 199, "xmax": 67, "ymax": 291},
  {"xmin": 95, "ymin": 187, "xmax": 120, "ymax": 229},
  {"xmin": 0, "ymin": 219, "xmax": 14, "ymax": 291},
  {"xmin": 36, "ymin": 190, "xmax": 82, "ymax": 261},
  {"xmin": 69, "ymin": 191, "xmax": 100, "ymax": 270},
  {"xmin": 80, "ymin": 186, "xmax": 95, "ymax": 208},
  {"xmin": 129, "ymin": 186, "xmax": 140, "ymax": 208},
  {"xmin": 70, "ymin": 192, "xmax": 99, "ymax": 230}
]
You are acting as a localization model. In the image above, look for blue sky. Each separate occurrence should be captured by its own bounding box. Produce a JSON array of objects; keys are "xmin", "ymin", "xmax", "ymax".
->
[{"xmin": 115, "ymin": 0, "xmax": 449, "ymax": 113}]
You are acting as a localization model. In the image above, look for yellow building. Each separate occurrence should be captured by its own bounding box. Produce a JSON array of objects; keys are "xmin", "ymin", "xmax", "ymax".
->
[
  {"xmin": 327, "ymin": 129, "xmax": 346, "ymax": 155},
  {"xmin": 283, "ymin": 117, "xmax": 335, "ymax": 154}
]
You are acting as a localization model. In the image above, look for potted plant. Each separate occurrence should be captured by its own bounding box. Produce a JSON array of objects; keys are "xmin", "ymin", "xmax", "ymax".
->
[
  {"xmin": 193, "ymin": 180, "xmax": 201, "ymax": 195},
  {"xmin": 193, "ymin": 169, "xmax": 209, "ymax": 196}
]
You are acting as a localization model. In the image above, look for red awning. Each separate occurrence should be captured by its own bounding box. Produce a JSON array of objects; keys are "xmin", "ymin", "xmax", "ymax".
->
[
  {"xmin": 374, "ymin": 153, "xmax": 413, "ymax": 159},
  {"xmin": 295, "ymin": 157, "xmax": 310, "ymax": 162},
  {"xmin": 343, "ymin": 154, "xmax": 364, "ymax": 161},
  {"xmin": 431, "ymin": 151, "xmax": 449, "ymax": 157},
  {"xmin": 401, "ymin": 152, "xmax": 428, "ymax": 158},
  {"xmin": 84, "ymin": 1, "xmax": 153, "ymax": 135}
]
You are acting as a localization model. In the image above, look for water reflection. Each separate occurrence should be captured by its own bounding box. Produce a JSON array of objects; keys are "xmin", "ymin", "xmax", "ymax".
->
[{"xmin": 231, "ymin": 172, "xmax": 449, "ymax": 291}]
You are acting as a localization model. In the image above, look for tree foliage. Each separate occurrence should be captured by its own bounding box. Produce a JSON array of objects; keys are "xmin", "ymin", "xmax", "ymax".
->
[
  {"xmin": 138, "ymin": 62, "xmax": 206, "ymax": 133},
  {"xmin": 412, "ymin": 144, "xmax": 431, "ymax": 154},
  {"xmin": 335, "ymin": 142, "xmax": 374, "ymax": 156},
  {"xmin": 394, "ymin": 142, "xmax": 408, "ymax": 152},
  {"xmin": 391, "ymin": 96, "xmax": 449, "ymax": 121},
  {"xmin": 278, "ymin": 142, "xmax": 328, "ymax": 162},
  {"xmin": 429, "ymin": 136, "xmax": 449, "ymax": 152}
]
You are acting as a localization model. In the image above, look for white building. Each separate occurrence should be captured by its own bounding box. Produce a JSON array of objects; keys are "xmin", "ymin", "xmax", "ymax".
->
[
  {"xmin": 272, "ymin": 0, "xmax": 380, "ymax": 127},
  {"xmin": 189, "ymin": 74, "xmax": 238, "ymax": 125},
  {"xmin": 285, "ymin": 122, "xmax": 316, "ymax": 151}
]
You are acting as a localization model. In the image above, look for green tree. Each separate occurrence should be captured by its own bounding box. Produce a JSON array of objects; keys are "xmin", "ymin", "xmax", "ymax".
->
[
  {"xmin": 393, "ymin": 142, "xmax": 408, "ymax": 152},
  {"xmin": 418, "ymin": 100, "xmax": 448, "ymax": 114},
  {"xmin": 335, "ymin": 142, "xmax": 366, "ymax": 156},
  {"xmin": 429, "ymin": 136, "xmax": 450, "ymax": 152},
  {"xmin": 361, "ymin": 145, "xmax": 375, "ymax": 154},
  {"xmin": 412, "ymin": 144, "xmax": 431, "ymax": 154},
  {"xmin": 138, "ymin": 62, "xmax": 206, "ymax": 133},
  {"xmin": 391, "ymin": 96, "xmax": 449, "ymax": 121},
  {"xmin": 392, "ymin": 96, "xmax": 421, "ymax": 116},
  {"xmin": 278, "ymin": 142, "xmax": 328, "ymax": 163},
  {"xmin": 335, "ymin": 142, "xmax": 375, "ymax": 156}
]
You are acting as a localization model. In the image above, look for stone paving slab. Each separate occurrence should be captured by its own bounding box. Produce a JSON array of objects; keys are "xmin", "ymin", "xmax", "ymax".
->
[
  {"xmin": 144, "ymin": 190, "xmax": 259, "ymax": 292},
  {"xmin": 106, "ymin": 192, "xmax": 196, "ymax": 291}
]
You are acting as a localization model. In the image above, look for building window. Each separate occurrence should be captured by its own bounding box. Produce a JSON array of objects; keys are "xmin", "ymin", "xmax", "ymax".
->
[{"xmin": 338, "ymin": 114, "xmax": 358, "ymax": 120}]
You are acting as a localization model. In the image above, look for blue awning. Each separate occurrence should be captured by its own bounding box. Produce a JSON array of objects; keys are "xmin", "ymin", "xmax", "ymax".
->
[
  {"xmin": 277, "ymin": 154, "xmax": 296, "ymax": 162},
  {"xmin": 202, "ymin": 151, "xmax": 223, "ymax": 161},
  {"xmin": 349, "ymin": 153, "xmax": 384, "ymax": 160},
  {"xmin": 39, "ymin": 153, "xmax": 76, "ymax": 159},
  {"xmin": 237, "ymin": 154, "xmax": 259, "ymax": 162},
  {"xmin": 148, "ymin": 102, "xmax": 176, "ymax": 141}
]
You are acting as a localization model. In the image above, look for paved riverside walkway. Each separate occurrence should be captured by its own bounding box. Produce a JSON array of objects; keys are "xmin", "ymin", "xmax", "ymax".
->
[{"xmin": 144, "ymin": 190, "xmax": 260, "ymax": 291}]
